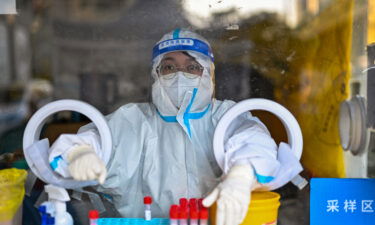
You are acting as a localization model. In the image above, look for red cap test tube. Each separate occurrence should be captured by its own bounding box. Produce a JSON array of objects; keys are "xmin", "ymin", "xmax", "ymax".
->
[
  {"xmin": 144, "ymin": 196, "xmax": 152, "ymax": 221},
  {"xmin": 169, "ymin": 205, "xmax": 179, "ymax": 225},
  {"xmin": 178, "ymin": 205, "xmax": 188, "ymax": 225},
  {"xmin": 89, "ymin": 210, "xmax": 99, "ymax": 225},
  {"xmin": 199, "ymin": 207, "xmax": 209, "ymax": 225},
  {"xmin": 190, "ymin": 208, "xmax": 199, "ymax": 225},
  {"xmin": 179, "ymin": 198, "xmax": 188, "ymax": 209}
]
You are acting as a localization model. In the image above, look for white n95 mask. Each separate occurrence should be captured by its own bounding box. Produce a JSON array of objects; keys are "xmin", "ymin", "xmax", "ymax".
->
[{"xmin": 159, "ymin": 71, "xmax": 201, "ymax": 109}]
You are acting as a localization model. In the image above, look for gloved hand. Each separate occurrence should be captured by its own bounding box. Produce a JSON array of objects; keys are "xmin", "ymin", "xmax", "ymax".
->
[
  {"xmin": 67, "ymin": 144, "xmax": 107, "ymax": 184},
  {"xmin": 203, "ymin": 164, "xmax": 256, "ymax": 225}
]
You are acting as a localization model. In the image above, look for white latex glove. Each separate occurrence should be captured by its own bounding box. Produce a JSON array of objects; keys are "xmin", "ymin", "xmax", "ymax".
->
[
  {"xmin": 67, "ymin": 144, "xmax": 107, "ymax": 184},
  {"xmin": 203, "ymin": 164, "xmax": 256, "ymax": 225}
]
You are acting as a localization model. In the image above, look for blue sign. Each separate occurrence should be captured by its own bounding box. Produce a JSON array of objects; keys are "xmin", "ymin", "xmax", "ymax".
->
[{"xmin": 310, "ymin": 178, "xmax": 375, "ymax": 225}]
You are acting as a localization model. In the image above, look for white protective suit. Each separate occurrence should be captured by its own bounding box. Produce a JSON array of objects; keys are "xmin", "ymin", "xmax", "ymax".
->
[{"xmin": 48, "ymin": 29, "xmax": 281, "ymax": 218}]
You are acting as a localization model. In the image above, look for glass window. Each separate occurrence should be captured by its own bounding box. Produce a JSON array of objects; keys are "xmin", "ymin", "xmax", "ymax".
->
[{"xmin": 0, "ymin": 1, "xmax": 373, "ymax": 224}]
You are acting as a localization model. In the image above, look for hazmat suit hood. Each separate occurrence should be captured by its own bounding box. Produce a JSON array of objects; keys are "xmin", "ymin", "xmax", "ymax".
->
[{"xmin": 151, "ymin": 28, "xmax": 215, "ymax": 116}]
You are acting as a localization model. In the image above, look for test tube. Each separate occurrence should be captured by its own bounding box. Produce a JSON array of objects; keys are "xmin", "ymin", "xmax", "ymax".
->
[
  {"xmin": 198, "ymin": 198, "xmax": 203, "ymax": 210},
  {"xmin": 179, "ymin": 206, "xmax": 188, "ymax": 225},
  {"xmin": 169, "ymin": 205, "xmax": 179, "ymax": 225},
  {"xmin": 199, "ymin": 207, "xmax": 209, "ymax": 225},
  {"xmin": 189, "ymin": 198, "xmax": 197, "ymax": 210},
  {"xmin": 89, "ymin": 210, "xmax": 99, "ymax": 225},
  {"xmin": 144, "ymin": 196, "xmax": 152, "ymax": 221},
  {"xmin": 189, "ymin": 208, "xmax": 199, "ymax": 225},
  {"xmin": 179, "ymin": 198, "xmax": 188, "ymax": 209}
]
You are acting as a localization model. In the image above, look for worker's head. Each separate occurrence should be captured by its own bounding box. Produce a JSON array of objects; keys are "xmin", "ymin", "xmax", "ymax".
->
[{"xmin": 151, "ymin": 29, "xmax": 215, "ymax": 114}]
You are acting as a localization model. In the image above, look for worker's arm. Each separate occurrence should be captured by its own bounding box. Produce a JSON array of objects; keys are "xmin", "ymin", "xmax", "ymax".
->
[
  {"xmin": 205, "ymin": 101, "xmax": 302, "ymax": 225},
  {"xmin": 224, "ymin": 113, "xmax": 280, "ymax": 183},
  {"xmin": 223, "ymin": 112, "xmax": 302, "ymax": 190},
  {"xmin": 48, "ymin": 129, "xmax": 107, "ymax": 184}
]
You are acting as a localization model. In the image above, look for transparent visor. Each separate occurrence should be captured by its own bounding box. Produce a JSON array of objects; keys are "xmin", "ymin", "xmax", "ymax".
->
[{"xmin": 152, "ymin": 38, "xmax": 214, "ymax": 63}]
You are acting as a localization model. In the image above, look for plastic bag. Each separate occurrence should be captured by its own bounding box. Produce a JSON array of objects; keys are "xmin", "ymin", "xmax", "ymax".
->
[{"xmin": 0, "ymin": 168, "xmax": 27, "ymax": 222}]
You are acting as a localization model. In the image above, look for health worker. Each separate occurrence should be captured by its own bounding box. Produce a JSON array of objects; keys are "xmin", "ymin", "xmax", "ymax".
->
[{"xmin": 48, "ymin": 29, "xmax": 298, "ymax": 225}]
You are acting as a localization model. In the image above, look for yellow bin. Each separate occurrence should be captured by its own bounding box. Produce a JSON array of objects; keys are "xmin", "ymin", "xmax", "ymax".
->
[
  {"xmin": 0, "ymin": 168, "xmax": 27, "ymax": 224},
  {"xmin": 210, "ymin": 191, "xmax": 280, "ymax": 225}
]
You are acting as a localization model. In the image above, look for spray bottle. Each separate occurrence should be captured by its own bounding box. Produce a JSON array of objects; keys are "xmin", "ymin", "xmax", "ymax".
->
[{"xmin": 44, "ymin": 184, "xmax": 73, "ymax": 225}]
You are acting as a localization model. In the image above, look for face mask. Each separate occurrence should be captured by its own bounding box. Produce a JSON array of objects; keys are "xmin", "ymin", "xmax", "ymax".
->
[{"xmin": 159, "ymin": 71, "xmax": 201, "ymax": 108}]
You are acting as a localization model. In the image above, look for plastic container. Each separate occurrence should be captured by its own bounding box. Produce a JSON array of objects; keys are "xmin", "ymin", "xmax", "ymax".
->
[
  {"xmin": 209, "ymin": 191, "xmax": 280, "ymax": 225},
  {"xmin": 0, "ymin": 168, "xmax": 27, "ymax": 225}
]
